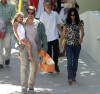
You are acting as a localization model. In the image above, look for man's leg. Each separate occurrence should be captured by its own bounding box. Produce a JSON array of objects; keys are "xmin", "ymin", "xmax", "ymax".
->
[
  {"xmin": 20, "ymin": 47, "xmax": 29, "ymax": 92},
  {"xmin": 4, "ymin": 33, "xmax": 12, "ymax": 65},
  {"xmin": 47, "ymin": 41, "xmax": 54, "ymax": 73},
  {"xmin": 53, "ymin": 39, "xmax": 60, "ymax": 72},
  {"xmin": 28, "ymin": 50, "xmax": 38, "ymax": 90},
  {"xmin": 0, "ymin": 39, "xmax": 4, "ymax": 68},
  {"xmin": 47, "ymin": 41, "xmax": 52, "ymax": 57}
]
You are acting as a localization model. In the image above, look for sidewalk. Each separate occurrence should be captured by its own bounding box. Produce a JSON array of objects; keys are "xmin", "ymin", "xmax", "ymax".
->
[{"xmin": 0, "ymin": 40, "xmax": 100, "ymax": 94}]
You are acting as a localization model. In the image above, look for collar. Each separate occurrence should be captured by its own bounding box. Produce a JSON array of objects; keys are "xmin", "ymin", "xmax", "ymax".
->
[
  {"xmin": 23, "ymin": 18, "xmax": 38, "ymax": 24},
  {"xmin": 44, "ymin": 10, "xmax": 53, "ymax": 15}
]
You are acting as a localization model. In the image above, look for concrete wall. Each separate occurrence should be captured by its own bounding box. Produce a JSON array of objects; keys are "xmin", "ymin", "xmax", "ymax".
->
[
  {"xmin": 77, "ymin": 0, "xmax": 100, "ymax": 14},
  {"xmin": 80, "ymin": 11, "xmax": 100, "ymax": 64}
]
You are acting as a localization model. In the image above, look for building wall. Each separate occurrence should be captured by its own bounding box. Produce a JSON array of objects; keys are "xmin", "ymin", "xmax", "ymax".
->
[
  {"xmin": 77, "ymin": 0, "xmax": 100, "ymax": 14},
  {"xmin": 61, "ymin": 0, "xmax": 100, "ymax": 14},
  {"xmin": 80, "ymin": 11, "xmax": 100, "ymax": 64}
]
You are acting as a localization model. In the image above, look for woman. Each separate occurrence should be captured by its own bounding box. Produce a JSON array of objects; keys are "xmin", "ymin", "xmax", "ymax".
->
[{"xmin": 59, "ymin": 8, "xmax": 84, "ymax": 84}]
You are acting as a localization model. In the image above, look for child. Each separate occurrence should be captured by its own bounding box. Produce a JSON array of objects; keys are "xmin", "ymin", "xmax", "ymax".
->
[{"xmin": 12, "ymin": 12, "xmax": 35, "ymax": 62}]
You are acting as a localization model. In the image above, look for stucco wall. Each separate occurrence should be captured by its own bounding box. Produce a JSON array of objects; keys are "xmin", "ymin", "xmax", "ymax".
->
[{"xmin": 80, "ymin": 11, "xmax": 100, "ymax": 64}]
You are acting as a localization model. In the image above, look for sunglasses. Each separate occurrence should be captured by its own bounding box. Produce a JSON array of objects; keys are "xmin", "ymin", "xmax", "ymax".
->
[
  {"xmin": 27, "ymin": 12, "xmax": 34, "ymax": 15},
  {"xmin": 71, "ymin": 14, "xmax": 75, "ymax": 16}
]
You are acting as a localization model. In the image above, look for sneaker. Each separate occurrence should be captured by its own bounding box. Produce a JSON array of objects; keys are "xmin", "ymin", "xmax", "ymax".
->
[
  {"xmin": 0, "ymin": 64, "xmax": 3, "ymax": 68},
  {"xmin": 22, "ymin": 87, "xmax": 27, "ymax": 92},
  {"xmin": 5, "ymin": 60, "xmax": 10, "ymax": 65},
  {"xmin": 29, "ymin": 88, "xmax": 34, "ymax": 91},
  {"xmin": 28, "ymin": 87, "xmax": 34, "ymax": 92},
  {"xmin": 55, "ymin": 65, "xmax": 60, "ymax": 72},
  {"xmin": 72, "ymin": 78, "xmax": 76, "ymax": 82},
  {"xmin": 68, "ymin": 79, "xmax": 73, "ymax": 85}
]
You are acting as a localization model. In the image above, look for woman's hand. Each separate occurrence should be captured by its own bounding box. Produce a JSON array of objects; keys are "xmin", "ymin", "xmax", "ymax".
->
[
  {"xmin": 79, "ymin": 38, "xmax": 83, "ymax": 44},
  {"xmin": 59, "ymin": 42, "xmax": 62, "ymax": 51}
]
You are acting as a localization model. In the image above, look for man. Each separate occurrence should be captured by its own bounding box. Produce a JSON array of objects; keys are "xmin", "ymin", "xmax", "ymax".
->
[
  {"xmin": 57, "ymin": 0, "xmax": 61, "ymax": 14},
  {"xmin": 40, "ymin": 0, "xmax": 61, "ymax": 72},
  {"xmin": 0, "ymin": 0, "xmax": 16, "ymax": 68},
  {"xmin": 30, "ymin": 0, "xmax": 54, "ymax": 19},
  {"xmin": 54, "ymin": 0, "xmax": 61, "ymax": 14},
  {"xmin": 30, "ymin": 0, "xmax": 44, "ymax": 19},
  {"xmin": 22, "ymin": 0, "xmax": 30, "ymax": 17},
  {"xmin": 35, "ymin": 0, "xmax": 44, "ymax": 19},
  {"xmin": 20, "ymin": 6, "xmax": 47, "ymax": 92},
  {"xmin": 59, "ymin": 3, "xmax": 72, "ymax": 22}
]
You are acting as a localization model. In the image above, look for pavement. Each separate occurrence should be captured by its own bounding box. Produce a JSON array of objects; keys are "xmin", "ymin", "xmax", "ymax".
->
[{"xmin": 0, "ymin": 39, "xmax": 100, "ymax": 94}]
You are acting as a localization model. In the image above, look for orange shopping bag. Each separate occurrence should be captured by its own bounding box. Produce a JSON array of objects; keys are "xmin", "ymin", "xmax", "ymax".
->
[{"xmin": 37, "ymin": 49, "xmax": 55, "ymax": 72}]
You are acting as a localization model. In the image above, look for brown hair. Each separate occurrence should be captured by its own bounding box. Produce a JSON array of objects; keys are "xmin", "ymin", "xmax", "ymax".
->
[
  {"xmin": 43, "ymin": 0, "xmax": 51, "ymax": 6},
  {"xmin": 27, "ymin": 6, "xmax": 36, "ymax": 13}
]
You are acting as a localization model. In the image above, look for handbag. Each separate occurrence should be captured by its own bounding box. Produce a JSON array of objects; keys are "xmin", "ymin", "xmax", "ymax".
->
[
  {"xmin": 0, "ymin": 20, "xmax": 6, "ymax": 39},
  {"xmin": 0, "ymin": 31, "xmax": 6, "ymax": 39}
]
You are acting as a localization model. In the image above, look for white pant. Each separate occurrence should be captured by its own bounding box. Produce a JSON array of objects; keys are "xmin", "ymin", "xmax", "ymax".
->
[
  {"xmin": 0, "ymin": 32, "xmax": 12, "ymax": 65},
  {"xmin": 20, "ymin": 47, "xmax": 38, "ymax": 88}
]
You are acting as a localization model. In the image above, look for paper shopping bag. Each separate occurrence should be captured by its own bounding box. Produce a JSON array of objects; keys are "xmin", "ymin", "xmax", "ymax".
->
[{"xmin": 37, "ymin": 49, "xmax": 55, "ymax": 72}]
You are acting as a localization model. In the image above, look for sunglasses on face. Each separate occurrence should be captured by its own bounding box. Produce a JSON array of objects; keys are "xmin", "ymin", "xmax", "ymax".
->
[
  {"xmin": 71, "ymin": 14, "xmax": 75, "ymax": 16},
  {"xmin": 27, "ymin": 12, "xmax": 34, "ymax": 15}
]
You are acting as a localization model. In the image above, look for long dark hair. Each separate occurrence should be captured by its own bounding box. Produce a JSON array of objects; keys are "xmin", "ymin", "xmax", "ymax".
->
[
  {"xmin": 66, "ymin": 8, "xmax": 80, "ymax": 25},
  {"xmin": 75, "ymin": 2, "xmax": 79, "ymax": 10}
]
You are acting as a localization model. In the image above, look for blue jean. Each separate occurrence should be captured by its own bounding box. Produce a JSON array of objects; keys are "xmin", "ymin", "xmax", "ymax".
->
[{"xmin": 65, "ymin": 44, "xmax": 81, "ymax": 80}]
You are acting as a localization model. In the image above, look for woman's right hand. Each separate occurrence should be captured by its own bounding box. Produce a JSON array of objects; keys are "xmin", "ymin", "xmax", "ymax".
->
[{"xmin": 79, "ymin": 38, "xmax": 83, "ymax": 44}]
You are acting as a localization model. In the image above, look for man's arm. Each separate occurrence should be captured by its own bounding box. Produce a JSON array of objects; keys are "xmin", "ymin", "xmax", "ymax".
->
[
  {"xmin": 41, "ymin": 22, "xmax": 48, "ymax": 52},
  {"xmin": 37, "ymin": 22, "xmax": 48, "ymax": 52}
]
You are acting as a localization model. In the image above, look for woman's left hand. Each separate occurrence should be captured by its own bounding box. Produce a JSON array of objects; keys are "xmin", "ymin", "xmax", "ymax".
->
[{"xmin": 79, "ymin": 38, "xmax": 83, "ymax": 44}]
